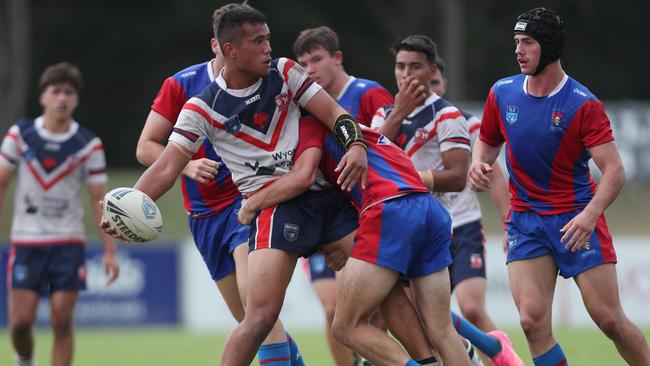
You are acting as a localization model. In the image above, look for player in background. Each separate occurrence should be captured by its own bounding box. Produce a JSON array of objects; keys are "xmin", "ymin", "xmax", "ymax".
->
[
  {"xmin": 135, "ymin": 5, "xmax": 306, "ymax": 365},
  {"xmin": 469, "ymin": 8, "xmax": 650, "ymax": 366},
  {"xmin": 1, "ymin": 63, "xmax": 119, "ymax": 366},
  {"xmin": 293, "ymin": 25, "xmax": 394, "ymax": 366},
  {"xmin": 372, "ymin": 35, "xmax": 523, "ymax": 366},
  {"xmin": 102, "ymin": 3, "xmax": 368, "ymax": 366},
  {"xmin": 239, "ymin": 115, "xmax": 471, "ymax": 366}
]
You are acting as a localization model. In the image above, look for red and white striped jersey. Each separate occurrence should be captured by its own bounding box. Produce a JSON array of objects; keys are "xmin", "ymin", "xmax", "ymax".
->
[
  {"xmin": 0, "ymin": 117, "xmax": 107, "ymax": 245},
  {"xmin": 169, "ymin": 58, "xmax": 323, "ymax": 194}
]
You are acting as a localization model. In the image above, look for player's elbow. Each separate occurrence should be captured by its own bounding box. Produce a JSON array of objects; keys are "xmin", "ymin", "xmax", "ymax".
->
[
  {"xmin": 293, "ymin": 171, "xmax": 317, "ymax": 191},
  {"xmin": 448, "ymin": 171, "xmax": 468, "ymax": 192}
]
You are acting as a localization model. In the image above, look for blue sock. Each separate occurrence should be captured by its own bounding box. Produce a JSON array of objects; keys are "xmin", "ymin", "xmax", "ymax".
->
[
  {"xmin": 258, "ymin": 342, "xmax": 291, "ymax": 366},
  {"xmin": 450, "ymin": 311, "xmax": 502, "ymax": 357},
  {"xmin": 533, "ymin": 343, "xmax": 567, "ymax": 366},
  {"xmin": 404, "ymin": 359, "xmax": 421, "ymax": 366},
  {"xmin": 285, "ymin": 332, "xmax": 305, "ymax": 366}
]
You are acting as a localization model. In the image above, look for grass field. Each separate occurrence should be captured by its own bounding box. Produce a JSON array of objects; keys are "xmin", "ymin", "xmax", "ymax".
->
[{"xmin": 0, "ymin": 327, "xmax": 648, "ymax": 365}]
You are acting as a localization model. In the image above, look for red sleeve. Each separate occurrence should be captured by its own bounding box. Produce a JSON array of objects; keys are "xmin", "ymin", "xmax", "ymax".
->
[
  {"xmin": 295, "ymin": 116, "xmax": 327, "ymax": 160},
  {"xmin": 478, "ymin": 88, "xmax": 505, "ymax": 146},
  {"xmin": 579, "ymin": 99, "xmax": 615, "ymax": 148},
  {"xmin": 151, "ymin": 77, "xmax": 188, "ymax": 123},
  {"xmin": 358, "ymin": 87, "xmax": 394, "ymax": 127}
]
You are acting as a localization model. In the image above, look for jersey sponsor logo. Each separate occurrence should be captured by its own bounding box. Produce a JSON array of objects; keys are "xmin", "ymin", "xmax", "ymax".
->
[
  {"xmin": 275, "ymin": 93, "xmax": 290, "ymax": 112},
  {"xmin": 180, "ymin": 70, "xmax": 197, "ymax": 78},
  {"xmin": 141, "ymin": 196, "xmax": 158, "ymax": 220},
  {"xmin": 245, "ymin": 94, "xmax": 261, "ymax": 105},
  {"xmin": 505, "ymin": 105, "xmax": 519, "ymax": 124},
  {"xmin": 552, "ymin": 110, "xmax": 564, "ymax": 127},
  {"xmin": 496, "ymin": 79, "xmax": 513, "ymax": 86},
  {"xmin": 44, "ymin": 142, "xmax": 61, "ymax": 151},
  {"xmin": 573, "ymin": 88, "xmax": 587, "ymax": 97},
  {"xmin": 25, "ymin": 195, "xmax": 38, "ymax": 214},
  {"xmin": 245, "ymin": 160, "xmax": 276, "ymax": 176},
  {"xmin": 283, "ymin": 223, "xmax": 299, "ymax": 242},
  {"xmin": 470, "ymin": 253, "xmax": 483, "ymax": 269}
]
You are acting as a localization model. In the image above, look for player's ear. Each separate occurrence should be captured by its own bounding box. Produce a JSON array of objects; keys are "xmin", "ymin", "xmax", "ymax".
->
[
  {"xmin": 334, "ymin": 50, "xmax": 343, "ymax": 66},
  {"xmin": 223, "ymin": 42, "xmax": 235, "ymax": 59}
]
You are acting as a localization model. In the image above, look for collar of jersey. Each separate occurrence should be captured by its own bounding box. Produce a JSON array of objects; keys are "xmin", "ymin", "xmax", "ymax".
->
[
  {"xmin": 35, "ymin": 116, "xmax": 79, "ymax": 142},
  {"xmin": 216, "ymin": 69, "xmax": 263, "ymax": 98},
  {"xmin": 408, "ymin": 92, "xmax": 440, "ymax": 118},
  {"xmin": 523, "ymin": 73, "xmax": 568, "ymax": 98},
  {"xmin": 336, "ymin": 76, "xmax": 356, "ymax": 101}
]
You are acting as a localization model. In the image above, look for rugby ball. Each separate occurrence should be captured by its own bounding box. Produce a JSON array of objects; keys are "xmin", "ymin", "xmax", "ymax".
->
[{"xmin": 103, "ymin": 187, "xmax": 163, "ymax": 242}]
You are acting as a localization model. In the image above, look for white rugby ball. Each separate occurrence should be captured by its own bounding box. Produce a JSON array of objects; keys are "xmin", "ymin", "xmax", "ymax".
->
[{"xmin": 103, "ymin": 187, "xmax": 163, "ymax": 242}]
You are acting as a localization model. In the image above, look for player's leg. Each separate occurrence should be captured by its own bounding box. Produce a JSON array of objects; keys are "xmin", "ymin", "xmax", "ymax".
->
[
  {"xmin": 333, "ymin": 257, "xmax": 411, "ymax": 365},
  {"xmin": 9, "ymin": 289, "xmax": 39, "ymax": 364},
  {"xmin": 49, "ymin": 291, "xmax": 79, "ymax": 366},
  {"xmin": 575, "ymin": 263, "xmax": 650, "ymax": 364},
  {"xmin": 220, "ymin": 248, "xmax": 298, "ymax": 366},
  {"xmin": 308, "ymin": 254, "xmax": 354, "ymax": 366},
  {"xmin": 507, "ymin": 256, "xmax": 558, "ymax": 359}
]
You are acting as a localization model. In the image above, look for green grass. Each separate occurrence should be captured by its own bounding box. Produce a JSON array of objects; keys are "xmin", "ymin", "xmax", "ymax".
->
[{"xmin": 0, "ymin": 327, "xmax": 648, "ymax": 365}]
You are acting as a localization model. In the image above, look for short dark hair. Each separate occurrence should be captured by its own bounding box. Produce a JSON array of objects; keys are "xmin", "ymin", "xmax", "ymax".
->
[
  {"xmin": 212, "ymin": 2, "xmax": 267, "ymax": 49},
  {"xmin": 391, "ymin": 35, "xmax": 438, "ymax": 65},
  {"xmin": 434, "ymin": 56, "xmax": 446, "ymax": 76},
  {"xmin": 293, "ymin": 26, "xmax": 340, "ymax": 57},
  {"xmin": 39, "ymin": 62, "xmax": 83, "ymax": 93}
]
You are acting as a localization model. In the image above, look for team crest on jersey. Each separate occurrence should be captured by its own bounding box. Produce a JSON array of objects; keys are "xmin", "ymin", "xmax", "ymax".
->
[
  {"xmin": 414, "ymin": 128, "xmax": 428, "ymax": 144},
  {"xmin": 224, "ymin": 115, "xmax": 242, "ymax": 134},
  {"xmin": 505, "ymin": 106, "xmax": 519, "ymax": 124},
  {"xmin": 470, "ymin": 253, "xmax": 483, "ymax": 269},
  {"xmin": 275, "ymin": 93, "xmax": 290, "ymax": 112},
  {"xmin": 551, "ymin": 110, "xmax": 564, "ymax": 127},
  {"xmin": 283, "ymin": 223, "xmax": 299, "ymax": 242}
]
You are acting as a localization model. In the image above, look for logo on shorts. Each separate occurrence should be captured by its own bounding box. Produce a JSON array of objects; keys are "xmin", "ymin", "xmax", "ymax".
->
[
  {"xmin": 78, "ymin": 265, "xmax": 87, "ymax": 281},
  {"xmin": 470, "ymin": 253, "xmax": 483, "ymax": 269},
  {"xmin": 505, "ymin": 106, "xmax": 519, "ymax": 124},
  {"xmin": 283, "ymin": 223, "xmax": 299, "ymax": 242},
  {"xmin": 507, "ymin": 234, "xmax": 518, "ymax": 248},
  {"xmin": 14, "ymin": 265, "xmax": 28, "ymax": 283}
]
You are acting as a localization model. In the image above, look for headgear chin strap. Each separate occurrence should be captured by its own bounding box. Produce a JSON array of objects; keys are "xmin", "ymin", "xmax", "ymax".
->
[{"xmin": 514, "ymin": 8, "xmax": 565, "ymax": 76}]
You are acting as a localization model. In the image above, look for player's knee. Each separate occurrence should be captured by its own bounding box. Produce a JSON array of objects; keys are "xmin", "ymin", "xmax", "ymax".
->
[
  {"xmin": 246, "ymin": 308, "xmax": 280, "ymax": 339},
  {"xmin": 10, "ymin": 320, "xmax": 31, "ymax": 341},
  {"xmin": 518, "ymin": 311, "xmax": 550, "ymax": 339},
  {"xmin": 592, "ymin": 311, "xmax": 623, "ymax": 341},
  {"xmin": 332, "ymin": 315, "xmax": 354, "ymax": 347},
  {"xmin": 51, "ymin": 314, "xmax": 74, "ymax": 338},
  {"xmin": 459, "ymin": 302, "xmax": 484, "ymax": 325}
]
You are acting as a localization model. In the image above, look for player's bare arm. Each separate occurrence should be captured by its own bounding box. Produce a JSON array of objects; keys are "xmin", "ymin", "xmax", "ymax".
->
[
  {"xmin": 469, "ymin": 139, "xmax": 502, "ymax": 192},
  {"xmin": 378, "ymin": 75, "xmax": 426, "ymax": 141},
  {"xmin": 137, "ymin": 110, "xmax": 219, "ymax": 183},
  {"xmin": 487, "ymin": 163, "xmax": 510, "ymax": 222},
  {"xmin": 419, "ymin": 148, "xmax": 469, "ymax": 192},
  {"xmin": 238, "ymin": 148, "xmax": 322, "ymax": 225},
  {"xmin": 304, "ymin": 89, "xmax": 368, "ymax": 190},
  {"xmin": 88, "ymin": 183, "xmax": 119, "ymax": 284},
  {"xmin": 0, "ymin": 165, "xmax": 14, "ymax": 216},
  {"xmin": 561, "ymin": 141, "xmax": 625, "ymax": 252}
]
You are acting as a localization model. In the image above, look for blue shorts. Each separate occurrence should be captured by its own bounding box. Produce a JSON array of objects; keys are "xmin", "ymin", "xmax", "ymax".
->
[
  {"xmin": 449, "ymin": 220, "xmax": 486, "ymax": 290},
  {"xmin": 188, "ymin": 196, "xmax": 250, "ymax": 281},
  {"xmin": 9, "ymin": 244, "xmax": 86, "ymax": 295},
  {"xmin": 352, "ymin": 193, "xmax": 452, "ymax": 278},
  {"xmin": 506, "ymin": 209, "xmax": 617, "ymax": 278},
  {"xmin": 307, "ymin": 253, "xmax": 336, "ymax": 282},
  {"xmin": 250, "ymin": 190, "xmax": 358, "ymax": 258}
]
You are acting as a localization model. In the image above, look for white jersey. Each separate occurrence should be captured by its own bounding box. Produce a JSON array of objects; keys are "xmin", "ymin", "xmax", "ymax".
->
[
  {"xmin": 372, "ymin": 94, "xmax": 481, "ymax": 228},
  {"xmin": 170, "ymin": 58, "xmax": 325, "ymax": 195},
  {"xmin": 0, "ymin": 117, "xmax": 108, "ymax": 245}
]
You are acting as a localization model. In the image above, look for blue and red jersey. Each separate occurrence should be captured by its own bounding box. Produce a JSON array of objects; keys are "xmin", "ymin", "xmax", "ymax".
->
[
  {"xmin": 336, "ymin": 77, "xmax": 393, "ymax": 127},
  {"xmin": 480, "ymin": 74, "xmax": 615, "ymax": 215},
  {"xmin": 151, "ymin": 60, "xmax": 239, "ymax": 217},
  {"xmin": 296, "ymin": 116, "xmax": 428, "ymax": 212}
]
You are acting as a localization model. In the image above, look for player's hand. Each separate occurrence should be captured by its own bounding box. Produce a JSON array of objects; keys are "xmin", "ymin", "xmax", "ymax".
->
[
  {"xmin": 468, "ymin": 161, "xmax": 493, "ymax": 192},
  {"xmin": 394, "ymin": 76, "xmax": 427, "ymax": 116},
  {"xmin": 320, "ymin": 248, "xmax": 348, "ymax": 271},
  {"xmin": 181, "ymin": 158, "xmax": 220, "ymax": 183},
  {"xmin": 103, "ymin": 251, "xmax": 120, "ymax": 285},
  {"xmin": 335, "ymin": 144, "xmax": 368, "ymax": 191},
  {"xmin": 560, "ymin": 208, "xmax": 599, "ymax": 252},
  {"xmin": 99, "ymin": 200, "xmax": 132, "ymax": 244},
  {"xmin": 238, "ymin": 198, "xmax": 258, "ymax": 226}
]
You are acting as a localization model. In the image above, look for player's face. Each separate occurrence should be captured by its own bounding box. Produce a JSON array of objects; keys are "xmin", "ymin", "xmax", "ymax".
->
[
  {"xmin": 297, "ymin": 47, "xmax": 342, "ymax": 90},
  {"xmin": 234, "ymin": 22, "xmax": 272, "ymax": 77},
  {"xmin": 430, "ymin": 68, "xmax": 447, "ymax": 96},
  {"xmin": 39, "ymin": 83, "xmax": 78, "ymax": 120},
  {"xmin": 514, "ymin": 34, "xmax": 541, "ymax": 75},
  {"xmin": 395, "ymin": 50, "xmax": 435, "ymax": 91}
]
